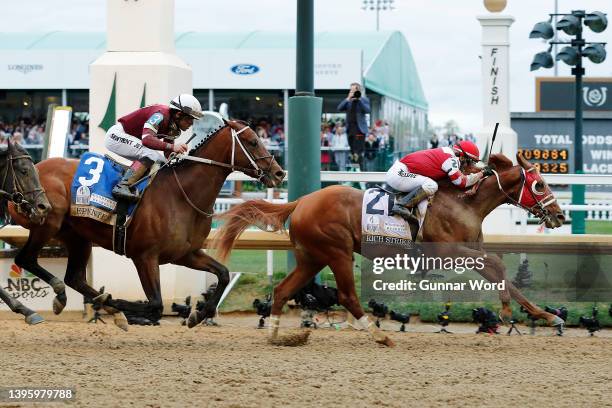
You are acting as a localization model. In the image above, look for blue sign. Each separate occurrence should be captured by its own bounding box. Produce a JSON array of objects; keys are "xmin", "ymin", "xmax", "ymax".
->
[{"xmin": 230, "ymin": 64, "xmax": 260, "ymax": 75}]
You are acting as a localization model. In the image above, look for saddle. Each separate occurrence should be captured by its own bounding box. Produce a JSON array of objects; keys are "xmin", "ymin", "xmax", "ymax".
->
[
  {"xmin": 374, "ymin": 184, "xmax": 420, "ymax": 239},
  {"xmin": 70, "ymin": 152, "xmax": 159, "ymax": 256},
  {"xmin": 361, "ymin": 187, "xmax": 421, "ymax": 243}
]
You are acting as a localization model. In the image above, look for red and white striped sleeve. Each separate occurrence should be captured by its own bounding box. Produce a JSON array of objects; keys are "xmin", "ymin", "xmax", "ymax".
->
[{"xmin": 441, "ymin": 157, "xmax": 482, "ymax": 188}]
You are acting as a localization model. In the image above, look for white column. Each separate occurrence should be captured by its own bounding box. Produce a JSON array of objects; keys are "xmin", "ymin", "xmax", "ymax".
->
[
  {"xmin": 88, "ymin": 0, "xmax": 196, "ymax": 311},
  {"xmin": 474, "ymin": 15, "xmax": 518, "ymax": 163},
  {"xmin": 208, "ymin": 89, "xmax": 214, "ymax": 111},
  {"xmin": 89, "ymin": 0, "xmax": 192, "ymax": 157}
]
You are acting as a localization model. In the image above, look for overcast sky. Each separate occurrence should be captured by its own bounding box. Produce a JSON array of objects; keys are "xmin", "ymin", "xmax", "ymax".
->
[{"xmin": 4, "ymin": 0, "xmax": 612, "ymax": 132}]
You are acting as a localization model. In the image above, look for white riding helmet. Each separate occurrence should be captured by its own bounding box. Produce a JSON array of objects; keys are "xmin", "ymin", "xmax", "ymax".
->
[{"xmin": 170, "ymin": 94, "xmax": 203, "ymax": 120}]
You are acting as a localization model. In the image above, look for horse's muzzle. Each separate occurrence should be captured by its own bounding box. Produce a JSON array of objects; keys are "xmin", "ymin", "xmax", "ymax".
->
[
  {"xmin": 544, "ymin": 212, "xmax": 565, "ymax": 229},
  {"xmin": 262, "ymin": 170, "xmax": 285, "ymax": 188}
]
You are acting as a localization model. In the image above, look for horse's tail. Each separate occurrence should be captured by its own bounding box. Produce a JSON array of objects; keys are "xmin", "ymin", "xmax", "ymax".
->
[{"xmin": 213, "ymin": 199, "xmax": 299, "ymax": 261}]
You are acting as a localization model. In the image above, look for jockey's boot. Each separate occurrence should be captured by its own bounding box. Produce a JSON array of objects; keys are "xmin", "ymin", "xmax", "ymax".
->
[
  {"xmin": 391, "ymin": 187, "xmax": 430, "ymax": 222},
  {"xmin": 112, "ymin": 159, "xmax": 152, "ymax": 203}
]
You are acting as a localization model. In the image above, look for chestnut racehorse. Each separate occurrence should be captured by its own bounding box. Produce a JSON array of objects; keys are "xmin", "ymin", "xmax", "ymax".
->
[
  {"xmin": 0, "ymin": 141, "xmax": 51, "ymax": 324},
  {"xmin": 9, "ymin": 120, "xmax": 285, "ymax": 329},
  {"xmin": 214, "ymin": 154, "xmax": 566, "ymax": 346}
]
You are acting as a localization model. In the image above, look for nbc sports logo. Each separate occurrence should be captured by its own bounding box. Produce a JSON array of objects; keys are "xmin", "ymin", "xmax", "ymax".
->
[{"xmin": 8, "ymin": 264, "xmax": 34, "ymax": 278}]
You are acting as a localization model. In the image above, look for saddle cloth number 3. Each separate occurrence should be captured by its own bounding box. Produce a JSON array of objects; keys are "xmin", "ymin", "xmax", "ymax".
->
[{"xmin": 78, "ymin": 156, "xmax": 105, "ymax": 187}]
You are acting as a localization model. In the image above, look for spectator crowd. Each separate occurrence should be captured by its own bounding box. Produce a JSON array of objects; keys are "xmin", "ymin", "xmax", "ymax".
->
[
  {"xmin": 320, "ymin": 118, "xmax": 391, "ymax": 171},
  {"xmin": 428, "ymin": 132, "xmax": 477, "ymax": 149},
  {"xmin": 0, "ymin": 117, "xmax": 89, "ymax": 160}
]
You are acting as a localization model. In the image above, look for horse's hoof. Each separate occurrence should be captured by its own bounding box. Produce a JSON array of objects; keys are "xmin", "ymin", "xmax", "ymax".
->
[
  {"xmin": 551, "ymin": 315, "xmax": 564, "ymax": 327},
  {"xmin": 52, "ymin": 297, "xmax": 66, "ymax": 315},
  {"xmin": 93, "ymin": 293, "xmax": 110, "ymax": 305},
  {"xmin": 113, "ymin": 312, "xmax": 129, "ymax": 331},
  {"xmin": 25, "ymin": 313, "xmax": 45, "ymax": 325},
  {"xmin": 187, "ymin": 311, "xmax": 200, "ymax": 329},
  {"xmin": 376, "ymin": 335, "xmax": 396, "ymax": 347}
]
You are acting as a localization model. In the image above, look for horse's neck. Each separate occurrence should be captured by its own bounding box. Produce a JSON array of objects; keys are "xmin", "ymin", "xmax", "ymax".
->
[
  {"xmin": 171, "ymin": 140, "xmax": 232, "ymax": 213},
  {"xmin": 474, "ymin": 168, "xmax": 521, "ymax": 218}
]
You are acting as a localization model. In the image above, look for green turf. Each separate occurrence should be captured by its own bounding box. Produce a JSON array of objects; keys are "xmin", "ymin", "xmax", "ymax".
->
[{"xmin": 586, "ymin": 220, "xmax": 612, "ymax": 234}]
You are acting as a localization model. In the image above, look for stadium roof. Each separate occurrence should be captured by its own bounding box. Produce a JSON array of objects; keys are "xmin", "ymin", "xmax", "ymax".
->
[{"xmin": 0, "ymin": 31, "xmax": 427, "ymax": 109}]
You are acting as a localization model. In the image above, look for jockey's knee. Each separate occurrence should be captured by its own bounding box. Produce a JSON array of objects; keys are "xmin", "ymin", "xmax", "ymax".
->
[
  {"xmin": 422, "ymin": 179, "xmax": 438, "ymax": 196},
  {"xmin": 138, "ymin": 148, "xmax": 164, "ymax": 164}
]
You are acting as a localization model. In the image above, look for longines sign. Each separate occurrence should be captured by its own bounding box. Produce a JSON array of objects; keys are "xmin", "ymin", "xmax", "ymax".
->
[
  {"xmin": 8, "ymin": 64, "xmax": 43, "ymax": 74},
  {"xmin": 537, "ymin": 77, "xmax": 612, "ymax": 111}
]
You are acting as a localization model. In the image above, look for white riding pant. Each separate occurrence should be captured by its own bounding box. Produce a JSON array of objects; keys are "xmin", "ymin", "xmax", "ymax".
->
[
  {"xmin": 385, "ymin": 161, "xmax": 439, "ymax": 196},
  {"xmin": 105, "ymin": 123, "xmax": 164, "ymax": 164}
]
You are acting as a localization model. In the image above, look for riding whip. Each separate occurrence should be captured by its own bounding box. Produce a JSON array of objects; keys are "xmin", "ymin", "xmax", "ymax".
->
[{"xmin": 489, "ymin": 122, "xmax": 499, "ymax": 159}]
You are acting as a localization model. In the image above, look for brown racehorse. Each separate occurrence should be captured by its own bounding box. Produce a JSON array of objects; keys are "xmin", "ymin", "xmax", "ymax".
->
[
  {"xmin": 0, "ymin": 141, "xmax": 51, "ymax": 324},
  {"xmin": 214, "ymin": 153, "xmax": 566, "ymax": 346},
  {"xmin": 9, "ymin": 120, "xmax": 285, "ymax": 329}
]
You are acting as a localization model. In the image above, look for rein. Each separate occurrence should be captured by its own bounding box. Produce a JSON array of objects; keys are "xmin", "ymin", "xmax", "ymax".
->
[
  {"xmin": 176, "ymin": 125, "xmax": 273, "ymax": 179},
  {"xmin": 168, "ymin": 123, "xmax": 276, "ymax": 217}
]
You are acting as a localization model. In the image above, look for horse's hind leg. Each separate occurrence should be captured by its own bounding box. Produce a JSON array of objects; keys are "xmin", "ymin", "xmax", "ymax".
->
[
  {"xmin": 60, "ymin": 232, "xmax": 128, "ymax": 330},
  {"xmin": 15, "ymin": 227, "xmax": 67, "ymax": 315},
  {"xmin": 329, "ymin": 257, "xmax": 394, "ymax": 347},
  {"xmin": 0, "ymin": 287, "xmax": 44, "ymax": 325},
  {"xmin": 268, "ymin": 252, "xmax": 323, "ymax": 342}
]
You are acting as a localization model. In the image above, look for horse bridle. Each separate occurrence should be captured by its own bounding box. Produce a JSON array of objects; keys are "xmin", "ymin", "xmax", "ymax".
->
[
  {"xmin": 490, "ymin": 167, "xmax": 557, "ymax": 225},
  {"xmin": 0, "ymin": 147, "xmax": 45, "ymax": 219},
  {"xmin": 169, "ymin": 123, "xmax": 278, "ymax": 217},
  {"xmin": 174, "ymin": 124, "xmax": 277, "ymax": 182}
]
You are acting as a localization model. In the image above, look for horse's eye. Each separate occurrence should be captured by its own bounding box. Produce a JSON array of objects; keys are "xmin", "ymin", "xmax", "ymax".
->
[
  {"xmin": 250, "ymin": 139, "xmax": 258, "ymax": 147},
  {"xmin": 532, "ymin": 181, "xmax": 545, "ymax": 195}
]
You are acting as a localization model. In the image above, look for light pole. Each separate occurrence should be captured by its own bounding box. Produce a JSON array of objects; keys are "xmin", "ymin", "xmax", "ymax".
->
[
  {"xmin": 361, "ymin": 0, "xmax": 395, "ymax": 32},
  {"xmin": 529, "ymin": 10, "xmax": 607, "ymax": 234}
]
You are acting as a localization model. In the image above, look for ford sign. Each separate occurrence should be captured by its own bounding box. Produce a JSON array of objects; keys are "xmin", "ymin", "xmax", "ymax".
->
[{"xmin": 230, "ymin": 64, "xmax": 260, "ymax": 75}]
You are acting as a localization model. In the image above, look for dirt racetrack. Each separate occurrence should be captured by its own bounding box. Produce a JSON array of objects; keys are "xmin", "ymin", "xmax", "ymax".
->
[{"xmin": 1, "ymin": 311, "xmax": 611, "ymax": 408}]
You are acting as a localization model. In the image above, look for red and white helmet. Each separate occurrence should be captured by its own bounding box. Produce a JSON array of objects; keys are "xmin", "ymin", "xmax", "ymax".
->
[{"xmin": 453, "ymin": 140, "xmax": 480, "ymax": 161}]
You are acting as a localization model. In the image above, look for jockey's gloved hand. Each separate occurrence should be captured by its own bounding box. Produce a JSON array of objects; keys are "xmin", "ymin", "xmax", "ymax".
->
[
  {"xmin": 481, "ymin": 166, "xmax": 495, "ymax": 177},
  {"xmin": 172, "ymin": 143, "xmax": 189, "ymax": 154}
]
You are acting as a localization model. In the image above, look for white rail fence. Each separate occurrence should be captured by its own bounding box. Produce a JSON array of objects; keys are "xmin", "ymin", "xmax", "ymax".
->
[{"xmin": 217, "ymin": 171, "xmax": 612, "ymax": 223}]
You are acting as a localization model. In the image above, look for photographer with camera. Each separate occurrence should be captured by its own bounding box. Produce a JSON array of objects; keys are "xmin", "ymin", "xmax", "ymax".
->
[{"xmin": 337, "ymin": 83, "xmax": 370, "ymax": 168}]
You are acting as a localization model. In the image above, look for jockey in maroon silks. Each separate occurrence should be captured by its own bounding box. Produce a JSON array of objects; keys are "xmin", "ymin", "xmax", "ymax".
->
[
  {"xmin": 105, "ymin": 94, "xmax": 203, "ymax": 202},
  {"xmin": 385, "ymin": 140, "xmax": 493, "ymax": 221}
]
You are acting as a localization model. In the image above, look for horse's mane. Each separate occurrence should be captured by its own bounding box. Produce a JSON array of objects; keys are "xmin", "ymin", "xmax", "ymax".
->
[
  {"xmin": 436, "ymin": 153, "xmax": 515, "ymax": 198},
  {"xmin": 180, "ymin": 119, "xmax": 251, "ymax": 159},
  {"xmin": 488, "ymin": 153, "xmax": 514, "ymax": 172}
]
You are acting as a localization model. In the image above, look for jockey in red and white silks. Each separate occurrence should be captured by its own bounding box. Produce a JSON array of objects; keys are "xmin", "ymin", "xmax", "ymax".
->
[{"xmin": 385, "ymin": 140, "xmax": 492, "ymax": 221}]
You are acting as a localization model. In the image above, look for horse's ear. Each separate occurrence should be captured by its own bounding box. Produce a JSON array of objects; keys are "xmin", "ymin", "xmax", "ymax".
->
[
  {"xmin": 488, "ymin": 153, "xmax": 513, "ymax": 171},
  {"xmin": 516, "ymin": 152, "xmax": 533, "ymax": 170}
]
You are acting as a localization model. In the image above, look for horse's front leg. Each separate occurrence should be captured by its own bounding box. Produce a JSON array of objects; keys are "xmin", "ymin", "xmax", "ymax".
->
[
  {"xmin": 175, "ymin": 249, "xmax": 230, "ymax": 328},
  {"xmin": 105, "ymin": 255, "xmax": 164, "ymax": 324},
  {"xmin": 0, "ymin": 287, "xmax": 44, "ymax": 325},
  {"xmin": 447, "ymin": 245, "xmax": 560, "ymax": 326}
]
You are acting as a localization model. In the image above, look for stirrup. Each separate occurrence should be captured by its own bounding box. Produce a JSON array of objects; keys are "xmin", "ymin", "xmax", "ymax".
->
[
  {"xmin": 112, "ymin": 184, "xmax": 139, "ymax": 203},
  {"xmin": 390, "ymin": 205, "xmax": 419, "ymax": 224}
]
